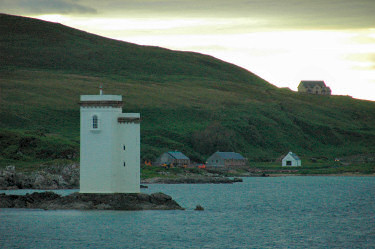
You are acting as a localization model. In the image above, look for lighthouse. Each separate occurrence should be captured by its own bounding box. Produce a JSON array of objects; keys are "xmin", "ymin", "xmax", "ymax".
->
[{"xmin": 79, "ymin": 88, "xmax": 140, "ymax": 193}]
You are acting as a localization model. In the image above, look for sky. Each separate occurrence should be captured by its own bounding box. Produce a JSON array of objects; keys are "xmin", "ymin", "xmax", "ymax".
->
[{"xmin": 1, "ymin": 0, "xmax": 375, "ymax": 101}]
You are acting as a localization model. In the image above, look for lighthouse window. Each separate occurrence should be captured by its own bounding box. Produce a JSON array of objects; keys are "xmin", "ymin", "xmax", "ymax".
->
[
  {"xmin": 123, "ymin": 161, "xmax": 126, "ymax": 167},
  {"xmin": 123, "ymin": 145, "xmax": 126, "ymax": 151},
  {"xmin": 92, "ymin": 115, "xmax": 98, "ymax": 129}
]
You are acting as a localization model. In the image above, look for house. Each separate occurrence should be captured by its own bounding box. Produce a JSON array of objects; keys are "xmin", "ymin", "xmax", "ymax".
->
[
  {"xmin": 206, "ymin": 152, "xmax": 247, "ymax": 168},
  {"xmin": 155, "ymin": 151, "xmax": 190, "ymax": 167},
  {"xmin": 79, "ymin": 88, "xmax": 140, "ymax": 193},
  {"xmin": 282, "ymin": 152, "xmax": 301, "ymax": 167},
  {"xmin": 298, "ymin": 80, "xmax": 331, "ymax": 95}
]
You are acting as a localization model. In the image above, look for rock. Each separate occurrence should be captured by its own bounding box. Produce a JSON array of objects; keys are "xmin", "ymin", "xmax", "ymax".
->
[
  {"xmin": 0, "ymin": 192, "xmax": 184, "ymax": 211},
  {"xmin": 0, "ymin": 164, "xmax": 80, "ymax": 190},
  {"xmin": 195, "ymin": 205, "xmax": 204, "ymax": 211},
  {"xmin": 232, "ymin": 177, "xmax": 243, "ymax": 182},
  {"xmin": 0, "ymin": 177, "xmax": 7, "ymax": 188},
  {"xmin": 151, "ymin": 192, "xmax": 172, "ymax": 203},
  {"xmin": 33, "ymin": 174, "xmax": 46, "ymax": 189},
  {"xmin": 5, "ymin": 165, "xmax": 16, "ymax": 173}
]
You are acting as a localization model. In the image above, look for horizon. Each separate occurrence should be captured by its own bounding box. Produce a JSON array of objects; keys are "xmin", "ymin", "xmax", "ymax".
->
[{"xmin": 1, "ymin": 0, "xmax": 374, "ymax": 101}]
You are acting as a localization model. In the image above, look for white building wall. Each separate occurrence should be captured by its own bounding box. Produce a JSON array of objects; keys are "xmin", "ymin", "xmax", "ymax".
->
[
  {"xmin": 282, "ymin": 154, "xmax": 301, "ymax": 167},
  {"xmin": 80, "ymin": 95, "xmax": 140, "ymax": 193},
  {"xmin": 113, "ymin": 113, "xmax": 140, "ymax": 193}
]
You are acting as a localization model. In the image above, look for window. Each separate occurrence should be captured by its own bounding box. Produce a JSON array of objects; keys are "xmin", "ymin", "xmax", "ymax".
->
[
  {"xmin": 123, "ymin": 161, "xmax": 126, "ymax": 167},
  {"xmin": 123, "ymin": 145, "xmax": 126, "ymax": 151},
  {"xmin": 287, "ymin": 161, "xmax": 292, "ymax": 166},
  {"xmin": 92, "ymin": 115, "xmax": 98, "ymax": 129}
]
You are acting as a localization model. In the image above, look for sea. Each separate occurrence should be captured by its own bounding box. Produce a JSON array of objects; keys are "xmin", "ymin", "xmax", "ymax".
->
[{"xmin": 1, "ymin": 176, "xmax": 374, "ymax": 248}]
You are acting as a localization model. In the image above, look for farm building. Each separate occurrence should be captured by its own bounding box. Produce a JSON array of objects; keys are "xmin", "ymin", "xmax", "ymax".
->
[
  {"xmin": 206, "ymin": 152, "xmax": 247, "ymax": 168},
  {"xmin": 282, "ymin": 152, "xmax": 301, "ymax": 167},
  {"xmin": 155, "ymin": 151, "xmax": 190, "ymax": 167},
  {"xmin": 298, "ymin": 80, "xmax": 331, "ymax": 95}
]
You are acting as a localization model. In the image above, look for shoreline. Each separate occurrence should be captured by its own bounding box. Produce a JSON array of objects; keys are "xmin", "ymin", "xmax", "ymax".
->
[
  {"xmin": 1, "ymin": 163, "xmax": 374, "ymax": 191},
  {"xmin": 266, "ymin": 173, "xmax": 375, "ymax": 177},
  {"xmin": 141, "ymin": 176, "xmax": 243, "ymax": 184},
  {"xmin": 0, "ymin": 191, "xmax": 184, "ymax": 210}
]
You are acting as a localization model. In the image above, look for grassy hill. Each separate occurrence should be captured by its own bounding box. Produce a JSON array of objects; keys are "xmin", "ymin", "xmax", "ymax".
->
[{"xmin": 1, "ymin": 13, "xmax": 375, "ymax": 171}]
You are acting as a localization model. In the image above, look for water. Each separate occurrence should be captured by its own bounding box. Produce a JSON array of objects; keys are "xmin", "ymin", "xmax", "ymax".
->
[{"xmin": 1, "ymin": 177, "xmax": 374, "ymax": 248}]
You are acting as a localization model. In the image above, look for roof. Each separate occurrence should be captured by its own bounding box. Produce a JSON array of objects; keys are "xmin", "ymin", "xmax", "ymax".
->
[
  {"xmin": 167, "ymin": 151, "xmax": 189, "ymax": 160},
  {"xmin": 299, "ymin": 80, "xmax": 326, "ymax": 88},
  {"xmin": 215, "ymin": 152, "xmax": 245, "ymax": 160},
  {"xmin": 285, "ymin": 152, "xmax": 300, "ymax": 161}
]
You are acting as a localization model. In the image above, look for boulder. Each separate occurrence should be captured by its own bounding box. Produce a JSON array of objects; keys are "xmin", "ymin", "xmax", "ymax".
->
[{"xmin": 195, "ymin": 205, "xmax": 204, "ymax": 211}]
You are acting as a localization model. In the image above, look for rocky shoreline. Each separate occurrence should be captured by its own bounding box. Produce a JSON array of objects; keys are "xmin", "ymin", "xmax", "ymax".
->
[
  {"xmin": 0, "ymin": 165, "xmax": 243, "ymax": 190},
  {"xmin": 142, "ymin": 176, "xmax": 243, "ymax": 184},
  {"xmin": 0, "ymin": 165, "xmax": 79, "ymax": 190},
  {"xmin": 0, "ymin": 191, "xmax": 184, "ymax": 210}
]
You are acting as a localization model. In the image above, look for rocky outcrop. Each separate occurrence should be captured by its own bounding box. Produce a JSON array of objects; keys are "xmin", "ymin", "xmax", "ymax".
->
[
  {"xmin": 142, "ymin": 176, "xmax": 243, "ymax": 184},
  {"xmin": 0, "ymin": 191, "xmax": 184, "ymax": 210},
  {"xmin": 0, "ymin": 164, "xmax": 79, "ymax": 190},
  {"xmin": 0, "ymin": 165, "xmax": 242, "ymax": 189},
  {"xmin": 195, "ymin": 205, "xmax": 204, "ymax": 211}
]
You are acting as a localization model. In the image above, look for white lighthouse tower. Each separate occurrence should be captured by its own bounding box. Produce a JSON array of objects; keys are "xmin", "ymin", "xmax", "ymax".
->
[{"xmin": 79, "ymin": 88, "xmax": 140, "ymax": 193}]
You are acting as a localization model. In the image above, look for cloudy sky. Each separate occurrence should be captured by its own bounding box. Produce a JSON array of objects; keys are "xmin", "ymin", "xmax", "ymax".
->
[{"xmin": 2, "ymin": 0, "xmax": 375, "ymax": 100}]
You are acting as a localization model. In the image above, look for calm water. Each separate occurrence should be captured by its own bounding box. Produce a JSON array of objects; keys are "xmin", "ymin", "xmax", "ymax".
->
[{"xmin": 1, "ymin": 177, "xmax": 374, "ymax": 248}]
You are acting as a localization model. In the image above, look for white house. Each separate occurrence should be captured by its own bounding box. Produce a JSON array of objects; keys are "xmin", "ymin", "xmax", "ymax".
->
[
  {"xmin": 282, "ymin": 152, "xmax": 301, "ymax": 167},
  {"xmin": 79, "ymin": 90, "xmax": 140, "ymax": 193}
]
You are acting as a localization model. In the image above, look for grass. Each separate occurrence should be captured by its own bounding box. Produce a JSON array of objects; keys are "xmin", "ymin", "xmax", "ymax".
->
[{"xmin": 0, "ymin": 128, "xmax": 78, "ymax": 169}]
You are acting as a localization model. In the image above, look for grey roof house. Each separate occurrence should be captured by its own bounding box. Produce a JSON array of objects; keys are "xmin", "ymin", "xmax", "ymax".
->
[
  {"xmin": 155, "ymin": 151, "xmax": 190, "ymax": 167},
  {"xmin": 298, "ymin": 80, "xmax": 331, "ymax": 95},
  {"xmin": 206, "ymin": 152, "xmax": 247, "ymax": 168},
  {"xmin": 282, "ymin": 152, "xmax": 301, "ymax": 166}
]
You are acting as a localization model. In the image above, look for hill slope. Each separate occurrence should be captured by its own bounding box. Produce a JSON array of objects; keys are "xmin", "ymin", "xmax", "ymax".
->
[
  {"xmin": 0, "ymin": 13, "xmax": 269, "ymax": 86},
  {"xmin": 1, "ymin": 14, "xmax": 375, "ymax": 167}
]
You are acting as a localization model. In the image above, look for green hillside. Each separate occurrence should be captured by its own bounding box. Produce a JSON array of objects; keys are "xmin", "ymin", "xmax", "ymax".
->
[{"xmin": 1, "ymin": 13, "xmax": 375, "ymax": 169}]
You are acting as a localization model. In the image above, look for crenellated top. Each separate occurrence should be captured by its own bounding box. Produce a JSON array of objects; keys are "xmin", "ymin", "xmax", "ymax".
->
[
  {"xmin": 118, "ymin": 113, "xmax": 141, "ymax": 124},
  {"xmin": 79, "ymin": 95, "xmax": 123, "ymax": 108},
  {"xmin": 118, "ymin": 117, "xmax": 141, "ymax": 123}
]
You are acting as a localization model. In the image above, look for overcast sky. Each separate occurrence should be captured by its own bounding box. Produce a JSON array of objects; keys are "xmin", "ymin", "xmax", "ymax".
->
[{"xmin": 1, "ymin": 0, "xmax": 375, "ymax": 100}]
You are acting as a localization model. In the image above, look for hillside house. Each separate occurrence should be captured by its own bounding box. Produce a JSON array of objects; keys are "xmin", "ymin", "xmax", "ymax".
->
[
  {"xmin": 155, "ymin": 151, "xmax": 190, "ymax": 167},
  {"xmin": 298, "ymin": 81, "xmax": 331, "ymax": 95},
  {"xmin": 206, "ymin": 152, "xmax": 247, "ymax": 168},
  {"xmin": 282, "ymin": 152, "xmax": 301, "ymax": 167}
]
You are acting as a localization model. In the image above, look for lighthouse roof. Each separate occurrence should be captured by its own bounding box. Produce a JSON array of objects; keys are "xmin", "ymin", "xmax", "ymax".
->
[
  {"xmin": 79, "ymin": 95, "xmax": 123, "ymax": 108},
  {"xmin": 80, "ymin": 95, "xmax": 122, "ymax": 101}
]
